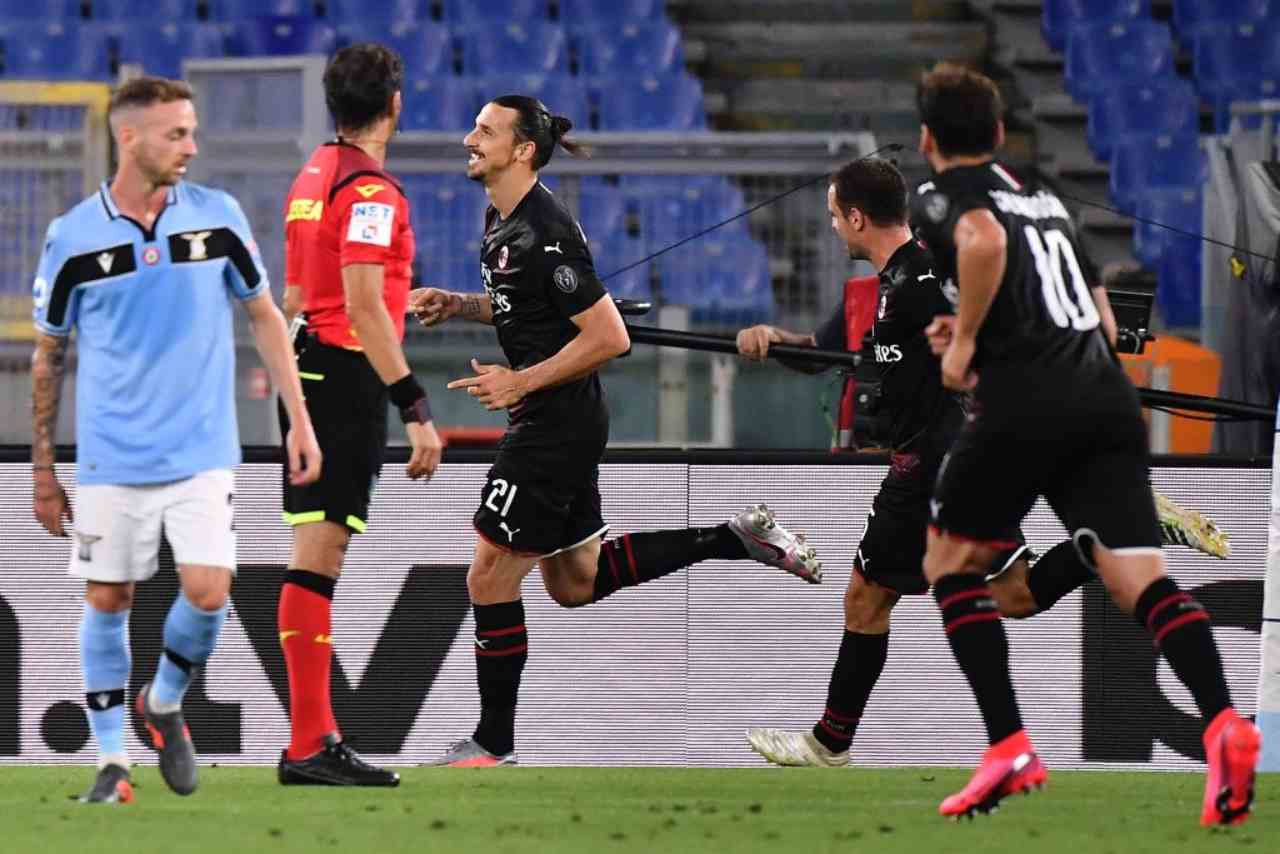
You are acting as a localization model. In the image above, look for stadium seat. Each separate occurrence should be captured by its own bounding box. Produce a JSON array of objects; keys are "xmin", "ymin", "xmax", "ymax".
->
[
  {"xmin": 441, "ymin": 0, "xmax": 549, "ymax": 24},
  {"xmin": 595, "ymin": 73, "xmax": 706, "ymax": 130},
  {"xmin": 1132, "ymin": 186, "xmax": 1201, "ymax": 269},
  {"xmin": 1173, "ymin": 0, "xmax": 1275, "ymax": 38},
  {"xmin": 578, "ymin": 181, "xmax": 630, "ymax": 238},
  {"xmin": 0, "ymin": 0, "xmax": 77, "ymax": 18},
  {"xmin": 1209, "ymin": 76, "xmax": 1279, "ymax": 130},
  {"xmin": 461, "ymin": 21, "xmax": 565, "ymax": 75},
  {"xmin": 209, "ymin": 0, "xmax": 319, "ymax": 19},
  {"xmin": 1193, "ymin": 23, "xmax": 1280, "ymax": 95},
  {"xmin": 1065, "ymin": 20, "xmax": 1175, "ymax": 101},
  {"xmin": 560, "ymin": 0, "xmax": 666, "ymax": 25},
  {"xmin": 400, "ymin": 75, "xmax": 475, "ymax": 130},
  {"xmin": 475, "ymin": 73, "xmax": 591, "ymax": 132},
  {"xmin": 336, "ymin": 21, "xmax": 452, "ymax": 75},
  {"xmin": 115, "ymin": 22, "xmax": 228, "ymax": 78},
  {"xmin": 1041, "ymin": 0, "xmax": 1149, "ymax": 53},
  {"xmin": 1086, "ymin": 79, "xmax": 1200, "ymax": 162},
  {"xmin": 1109, "ymin": 133, "xmax": 1203, "ymax": 215},
  {"xmin": 1157, "ymin": 235, "xmax": 1202, "ymax": 327},
  {"xmin": 576, "ymin": 21, "xmax": 683, "ymax": 75},
  {"xmin": 228, "ymin": 16, "xmax": 337, "ymax": 57},
  {"xmin": 591, "ymin": 234, "xmax": 651, "ymax": 302},
  {"xmin": 663, "ymin": 236, "xmax": 772, "ymax": 325},
  {"xmin": 639, "ymin": 181, "xmax": 748, "ymax": 250},
  {"xmin": 326, "ymin": 0, "xmax": 425, "ymax": 25},
  {"xmin": 0, "ymin": 21, "xmax": 114, "ymax": 81},
  {"xmin": 91, "ymin": 0, "xmax": 204, "ymax": 20},
  {"xmin": 411, "ymin": 176, "xmax": 488, "ymax": 253}
]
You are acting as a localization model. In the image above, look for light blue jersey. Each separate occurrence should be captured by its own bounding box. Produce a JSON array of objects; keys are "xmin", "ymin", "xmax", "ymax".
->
[{"xmin": 32, "ymin": 181, "xmax": 268, "ymax": 485}]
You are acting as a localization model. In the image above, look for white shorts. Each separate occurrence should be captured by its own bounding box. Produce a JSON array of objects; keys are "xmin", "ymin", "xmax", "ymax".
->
[{"xmin": 68, "ymin": 468, "xmax": 237, "ymax": 583}]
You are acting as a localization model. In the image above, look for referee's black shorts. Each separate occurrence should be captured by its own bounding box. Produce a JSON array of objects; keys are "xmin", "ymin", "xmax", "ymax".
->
[
  {"xmin": 930, "ymin": 365, "xmax": 1161, "ymax": 558},
  {"xmin": 278, "ymin": 338, "xmax": 387, "ymax": 534}
]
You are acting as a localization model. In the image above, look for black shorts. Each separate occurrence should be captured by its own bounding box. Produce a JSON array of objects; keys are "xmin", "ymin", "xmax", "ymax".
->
[
  {"xmin": 279, "ymin": 339, "xmax": 387, "ymax": 534},
  {"xmin": 473, "ymin": 450, "xmax": 607, "ymax": 557},
  {"xmin": 930, "ymin": 367, "xmax": 1161, "ymax": 556},
  {"xmin": 855, "ymin": 452, "xmax": 1025, "ymax": 595}
]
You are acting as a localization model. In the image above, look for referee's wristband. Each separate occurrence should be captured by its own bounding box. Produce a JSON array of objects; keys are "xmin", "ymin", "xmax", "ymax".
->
[{"xmin": 388, "ymin": 374, "xmax": 431, "ymax": 424}]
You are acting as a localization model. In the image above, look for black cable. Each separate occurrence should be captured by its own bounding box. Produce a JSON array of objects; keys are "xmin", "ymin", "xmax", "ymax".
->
[
  {"xmin": 1147, "ymin": 405, "xmax": 1258, "ymax": 423},
  {"xmin": 599, "ymin": 142, "xmax": 906, "ymax": 282}
]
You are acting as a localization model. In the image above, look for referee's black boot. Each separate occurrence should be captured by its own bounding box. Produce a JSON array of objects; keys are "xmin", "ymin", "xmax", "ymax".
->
[{"xmin": 278, "ymin": 733, "xmax": 400, "ymax": 787}]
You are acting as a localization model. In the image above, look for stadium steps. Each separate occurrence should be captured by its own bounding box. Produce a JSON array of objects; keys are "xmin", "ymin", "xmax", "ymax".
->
[{"xmin": 670, "ymin": 0, "xmax": 984, "ymax": 131}]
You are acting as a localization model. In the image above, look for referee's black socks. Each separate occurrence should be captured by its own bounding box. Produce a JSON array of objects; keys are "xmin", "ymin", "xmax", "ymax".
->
[
  {"xmin": 591, "ymin": 526, "xmax": 748, "ymax": 603},
  {"xmin": 1133, "ymin": 576, "xmax": 1231, "ymax": 724}
]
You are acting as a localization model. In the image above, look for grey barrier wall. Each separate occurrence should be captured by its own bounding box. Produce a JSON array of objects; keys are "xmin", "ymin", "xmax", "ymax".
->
[{"xmin": 0, "ymin": 455, "xmax": 1266, "ymax": 769}]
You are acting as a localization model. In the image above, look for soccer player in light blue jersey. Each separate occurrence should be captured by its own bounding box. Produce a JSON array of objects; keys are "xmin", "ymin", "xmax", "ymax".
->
[{"xmin": 29, "ymin": 77, "xmax": 323, "ymax": 804}]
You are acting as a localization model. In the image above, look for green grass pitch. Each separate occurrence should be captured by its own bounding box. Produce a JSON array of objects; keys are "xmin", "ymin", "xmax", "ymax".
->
[{"xmin": 3, "ymin": 766, "xmax": 1275, "ymax": 853}]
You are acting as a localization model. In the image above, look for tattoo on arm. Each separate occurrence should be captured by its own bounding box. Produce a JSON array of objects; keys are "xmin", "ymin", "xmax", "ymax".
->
[
  {"xmin": 31, "ymin": 335, "xmax": 68, "ymax": 469},
  {"xmin": 460, "ymin": 295, "xmax": 484, "ymax": 320}
]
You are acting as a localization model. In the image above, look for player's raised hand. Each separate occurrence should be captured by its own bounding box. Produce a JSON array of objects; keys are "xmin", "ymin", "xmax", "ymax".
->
[
  {"xmin": 33, "ymin": 471, "xmax": 72, "ymax": 537},
  {"xmin": 405, "ymin": 420, "xmax": 443, "ymax": 481},
  {"xmin": 285, "ymin": 420, "xmax": 323, "ymax": 486},
  {"xmin": 736, "ymin": 324, "xmax": 780, "ymax": 361},
  {"xmin": 409, "ymin": 287, "xmax": 458, "ymax": 328},
  {"xmin": 941, "ymin": 334, "xmax": 979, "ymax": 392},
  {"xmin": 925, "ymin": 315, "xmax": 956, "ymax": 357},
  {"xmin": 448, "ymin": 358, "xmax": 528, "ymax": 411}
]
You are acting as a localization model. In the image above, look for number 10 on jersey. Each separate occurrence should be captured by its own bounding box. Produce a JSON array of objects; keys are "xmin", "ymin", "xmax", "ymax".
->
[{"xmin": 1025, "ymin": 226, "xmax": 1099, "ymax": 331}]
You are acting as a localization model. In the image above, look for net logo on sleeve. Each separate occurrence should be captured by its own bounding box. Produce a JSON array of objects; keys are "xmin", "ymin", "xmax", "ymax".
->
[{"xmin": 347, "ymin": 202, "xmax": 395, "ymax": 247}]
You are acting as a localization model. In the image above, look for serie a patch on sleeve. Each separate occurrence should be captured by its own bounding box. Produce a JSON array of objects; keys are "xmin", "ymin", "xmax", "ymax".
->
[{"xmin": 347, "ymin": 202, "xmax": 396, "ymax": 247}]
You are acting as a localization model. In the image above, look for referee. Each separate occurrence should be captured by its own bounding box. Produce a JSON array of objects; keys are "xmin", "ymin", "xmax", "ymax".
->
[
  {"xmin": 275, "ymin": 43, "xmax": 441, "ymax": 787},
  {"xmin": 31, "ymin": 76, "xmax": 320, "ymax": 803}
]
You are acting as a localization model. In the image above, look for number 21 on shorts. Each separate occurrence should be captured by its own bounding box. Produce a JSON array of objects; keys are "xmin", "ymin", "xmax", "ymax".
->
[{"xmin": 485, "ymin": 478, "xmax": 519, "ymax": 517}]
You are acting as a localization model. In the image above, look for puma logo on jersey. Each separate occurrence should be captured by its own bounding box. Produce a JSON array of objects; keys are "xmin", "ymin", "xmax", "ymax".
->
[
  {"xmin": 917, "ymin": 270, "xmax": 937, "ymax": 282},
  {"xmin": 499, "ymin": 521, "xmax": 521, "ymax": 543},
  {"xmin": 544, "ymin": 242, "xmax": 563, "ymax": 254},
  {"xmin": 930, "ymin": 499, "xmax": 943, "ymax": 519},
  {"xmin": 475, "ymin": 637, "xmax": 491, "ymax": 649},
  {"xmin": 354, "ymin": 183, "xmax": 385, "ymax": 199}
]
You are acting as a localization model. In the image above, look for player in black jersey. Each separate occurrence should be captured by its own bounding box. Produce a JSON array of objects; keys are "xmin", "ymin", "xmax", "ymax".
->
[
  {"xmin": 910, "ymin": 63, "xmax": 1259, "ymax": 824},
  {"xmin": 737, "ymin": 157, "xmax": 1098, "ymax": 767},
  {"xmin": 408, "ymin": 94, "xmax": 822, "ymax": 767}
]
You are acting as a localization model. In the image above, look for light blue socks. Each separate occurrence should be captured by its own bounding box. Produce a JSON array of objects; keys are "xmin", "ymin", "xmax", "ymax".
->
[
  {"xmin": 80, "ymin": 604, "xmax": 130, "ymax": 767},
  {"xmin": 150, "ymin": 593, "xmax": 228, "ymax": 713}
]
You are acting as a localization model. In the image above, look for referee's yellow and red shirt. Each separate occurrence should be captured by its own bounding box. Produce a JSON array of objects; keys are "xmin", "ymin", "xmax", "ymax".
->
[{"xmin": 283, "ymin": 140, "xmax": 415, "ymax": 350}]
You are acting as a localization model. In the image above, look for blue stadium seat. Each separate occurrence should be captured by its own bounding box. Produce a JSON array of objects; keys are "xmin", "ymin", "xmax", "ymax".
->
[
  {"xmin": 576, "ymin": 21, "xmax": 682, "ymax": 75},
  {"xmin": 0, "ymin": 0, "xmax": 77, "ymax": 18},
  {"xmin": 327, "ymin": 0, "xmax": 425, "ymax": 25},
  {"xmin": 591, "ymin": 235, "xmax": 651, "ymax": 302},
  {"xmin": 0, "ymin": 22, "xmax": 114, "ymax": 81},
  {"xmin": 560, "ymin": 0, "xmax": 665, "ymax": 24},
  {"xmin": 1209, "ymin": 76, "xmax": 1279, "ymax": 130},
  {"xmin": 663, "ymin": 236, "xmax": 772, "ymax": 325},
  {"xmin": 92, "ymin": 0, "xmax": 204, "ymax": 20},
  {"xmin": 578, "ymin": 181, "xmax": 629, "ymax": 237},
  {"xmin": 1086, "ymin": 79, "xmax": 1199, "ymax": 162},
  {"xmin": 1173, "ymin": 0, "xmax": 1275, "ymax": 38},
  {"xmin": 463, "ymin": 22, "xmax": 565, "ymax": 74},
  {"xmin": 1065, "ymin": 20, "xmax": 1175, "ymax": 101},
  {"xmin": 1133, "ymin": 186, "xmax": 1201, "ymax": 269},
  {"xmin": 229, "ymin": 16, "xmax": 337, "ymax": 57},
  {"xmin": 210, "ymin": 0, "xmax": 318, "ymax": 19},
  {"xmin": 116, "ymin": 22, "xmax": 228, "ymax": 78},
  {"xmin": 1109, "ymin": 133, "xmax": 1203, "ymax": 215},
  {"xmin": 336, "ymin": 21, "xmax": 452, "ymax": 75},
  {"xmin": 640, "ymin": 181, "xmax": 747, "ymax": 250},
  {"xmin": 1194, "ymin": 23, "xmax": 1280, "ymax": 95},
  {"xmin": 400, "ymin": 75, "xmax": 475, "ymax": 130},
  {"xmin": 1042, "ymin": 0, "xmax": 1149, "ymax": 52},
  {"xmin": 475, "ymin": 73, "xmax": 590, "ymax": 132},
  {"xmin": 595, "ymin": 73, "xmax": 706, "ymax": 130},
  {"xmin": 441, "ymin": 0, "xmax": 549, "ymax": 24},
  {"xmin": 1157, "ymin": 235, "xmax": 1202, "ymax": 327}
]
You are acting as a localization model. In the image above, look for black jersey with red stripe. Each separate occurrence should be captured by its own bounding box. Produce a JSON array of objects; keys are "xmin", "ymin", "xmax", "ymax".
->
[{"xmin": 910, "ymin": 160, "xmax": 1114, "ymax": 385}]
